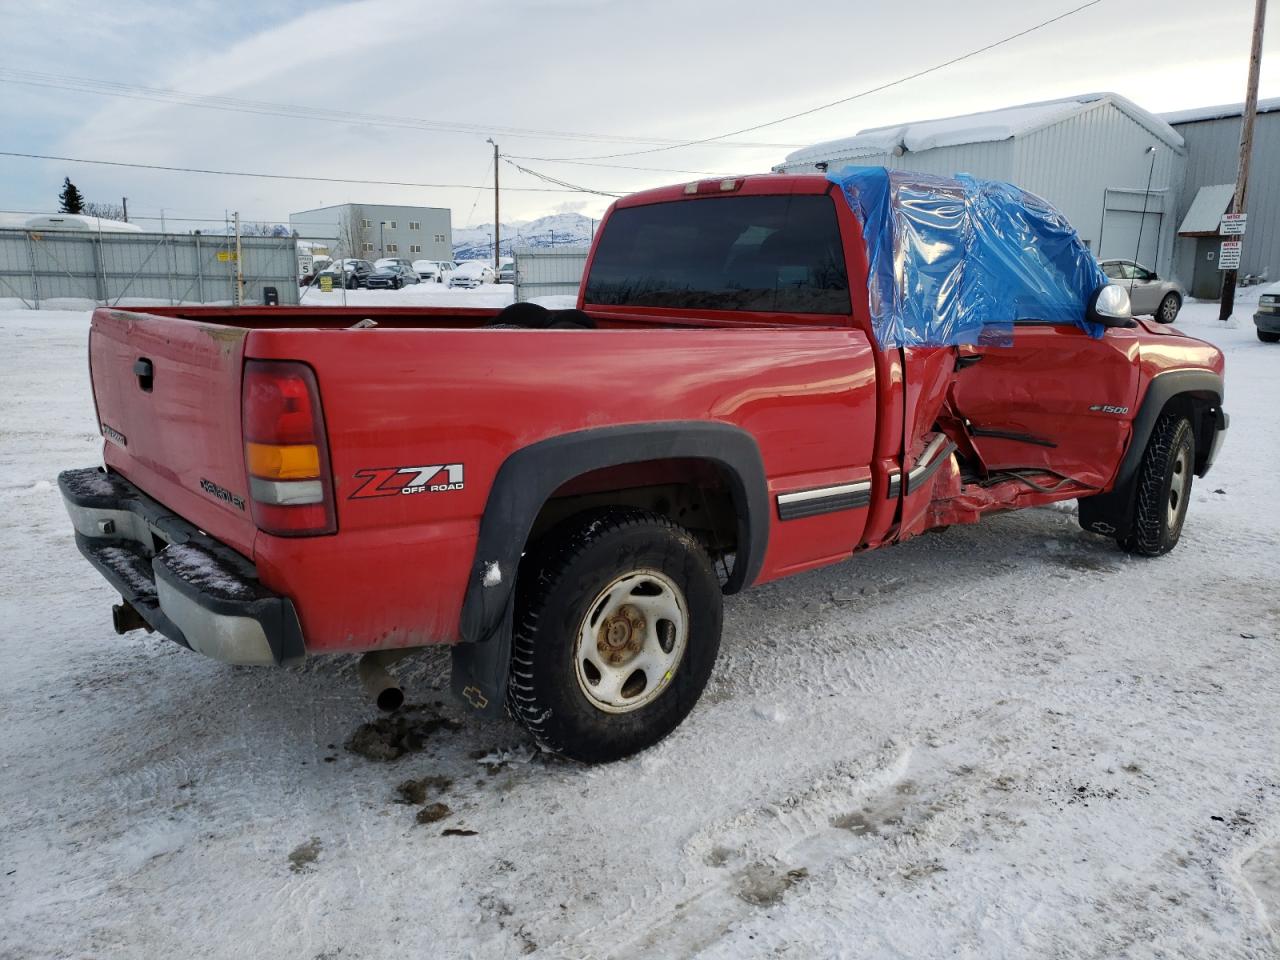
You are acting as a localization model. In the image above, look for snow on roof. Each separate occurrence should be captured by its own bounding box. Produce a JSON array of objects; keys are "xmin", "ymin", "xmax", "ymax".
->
[
  {"xmin": 781, "ymin": 93, "xmax": 1183, "ymax": 168},
  {"xmin": 1161, "ymin": 97, "xmax": 1280, "ymax": 126},
  {"xmin": 1177, "ymin": 184, "xmax": 1237, "ymax": 235}
]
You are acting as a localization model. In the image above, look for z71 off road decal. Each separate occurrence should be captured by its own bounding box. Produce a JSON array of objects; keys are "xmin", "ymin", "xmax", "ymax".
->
[{"xmin": 350, "ymin": 464, "xmax": 465, "ymax": 499}]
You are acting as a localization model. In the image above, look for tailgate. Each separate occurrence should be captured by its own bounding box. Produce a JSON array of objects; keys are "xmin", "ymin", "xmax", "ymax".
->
[{"xmin": 90, "ymin": 308, "xmax": 257, "ymax": 557}]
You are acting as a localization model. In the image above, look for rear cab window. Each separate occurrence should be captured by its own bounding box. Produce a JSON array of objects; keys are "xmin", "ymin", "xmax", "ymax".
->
[{"xmin": 584, "ymin": 194, "xmax": 850, "ymax": 315}]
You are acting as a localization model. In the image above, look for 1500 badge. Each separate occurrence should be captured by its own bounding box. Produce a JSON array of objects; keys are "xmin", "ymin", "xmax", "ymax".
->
[{"xmin": 350, "ymin": 464, "xmax": 465, "ymax": 499}]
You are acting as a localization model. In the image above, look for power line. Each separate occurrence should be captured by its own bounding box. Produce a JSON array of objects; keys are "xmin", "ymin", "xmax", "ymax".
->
[
  {"xmin": 504, "ymin": 155, "xmax": 728, "ymax": 176},
  {"xmin": 527, "ymin": 0, "xmax": 1105, "ymax": 161},
  {"xmin": 0, "ymin": 67, "xmax": 805, "ymax": 150},
  {"xmin": 0, "ymin": 150, "xmax": 625, "ymax": 194},
  {"xmin": 500, "ymin": 158, "xmax": 622, "ymax": 198}
]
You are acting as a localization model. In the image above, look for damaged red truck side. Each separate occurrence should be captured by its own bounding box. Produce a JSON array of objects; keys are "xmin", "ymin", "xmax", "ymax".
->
[{"xmin": 60, "ymin": 174, "xmax": 1227, "ymax": 763}]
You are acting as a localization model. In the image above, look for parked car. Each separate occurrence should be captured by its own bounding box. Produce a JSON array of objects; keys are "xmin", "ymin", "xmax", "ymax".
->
[
  {"xmin": 437, "ymin": 260, "xmax": 459, "ymax": 284},
  {"xmin": 497, "ymin": 260, "xmax": 516, "ymax": 284},
  {"xmin": 58, "ymin": 171, "xmax": 1228, "ymax": 764},
  {"xmin": 1100, "ymin": 259, "xmax": 1184, "ymax": 322},
  {"xmin": 365, "ymin": 263, "xmax": 421, "ymax": 289},
  {"xmin": 317, "ymin": 259, "xmax": 373, "ymax": 289},
  {"xmin": 448, "ymin": 261, "xmax": 496, "ymax": 288},
  {"xmin": 1254, "ymin": 280, "xmax": 1280, "ymax": 343},
  {"xmin": 374, "ymin": 257, "xmax": 415, "ymax": 273},
  {"xmin": 413, "ymin": 259, "xmax": 443, "ymax": 283}
]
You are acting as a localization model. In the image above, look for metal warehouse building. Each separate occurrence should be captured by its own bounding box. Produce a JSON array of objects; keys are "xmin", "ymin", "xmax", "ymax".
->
[
  {"xmin": 775, "ymin": 93, "xmax": 1186, "ymax": 279},
  {"xmin": 289, "ymin": 203, "xmax": 452, "ymax": 262},
  {"xmin": 1163, "ymin": 97, "xmax": 1280, "ymax": 297}
]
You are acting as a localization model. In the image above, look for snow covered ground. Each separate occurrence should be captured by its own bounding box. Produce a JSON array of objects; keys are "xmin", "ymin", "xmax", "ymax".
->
[{"xmin": 1, "ymin": 295, "xmax": 1278, "ymax": 959}]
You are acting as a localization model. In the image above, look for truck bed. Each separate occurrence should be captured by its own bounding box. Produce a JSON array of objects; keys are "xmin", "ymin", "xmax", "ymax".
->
[{"xmin": 88, "ymin": 304, "xmax": 876, "ymax": 654}]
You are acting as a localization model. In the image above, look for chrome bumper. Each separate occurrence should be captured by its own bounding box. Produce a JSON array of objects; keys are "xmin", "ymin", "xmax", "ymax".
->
[{"xmin": 58, "ymin": 467, "xmax": 305, "ymax": 666}]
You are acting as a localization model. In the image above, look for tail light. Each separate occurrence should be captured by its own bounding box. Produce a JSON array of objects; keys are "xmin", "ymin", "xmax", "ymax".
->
[{"xmin": 241, "ymin": 360, "xmax": 337, "ymax": 536}]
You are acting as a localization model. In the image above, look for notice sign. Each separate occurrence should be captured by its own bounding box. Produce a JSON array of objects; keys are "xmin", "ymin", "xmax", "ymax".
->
[
  {"xmin": 216, "ymin": 250, "xmax": 238, "ymax": 262},
  {"xmin": 1220, "ymin": 213, "xmax": 1247, "ymax": 236},
  {"xmin": 1219, "ymin": 240, "xmax": 1242, "ymax": 270},
  {"xmin": 319, "ymin": 274, "xmax": 333, "ymax": 292}
]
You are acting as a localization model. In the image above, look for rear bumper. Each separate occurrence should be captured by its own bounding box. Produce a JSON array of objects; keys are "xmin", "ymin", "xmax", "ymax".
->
[{"xmin": 58, "ymin": 467, "xmax": 305, "ymax": 666}]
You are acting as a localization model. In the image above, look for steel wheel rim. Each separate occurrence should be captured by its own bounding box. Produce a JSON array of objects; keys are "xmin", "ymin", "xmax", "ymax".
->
[
  {"xmin": 574, "ymin": 569, "xmax": 688, "ymax": 714},
  {"xmin": 1168, "ymin": 446, "xmax": 1189, "ymax": 527}
]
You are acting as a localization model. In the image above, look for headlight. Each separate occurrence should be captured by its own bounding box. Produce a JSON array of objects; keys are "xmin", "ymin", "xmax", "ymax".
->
[{"xmin": 1262, "ymin": 295, "xmax": 1278, "ymax": 305}]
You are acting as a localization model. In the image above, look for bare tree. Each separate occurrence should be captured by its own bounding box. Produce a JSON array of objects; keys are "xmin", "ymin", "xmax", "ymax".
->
[
  {"xmin": 336, "ymin": 205, "xmax": 370, "ymax": 260},
  {"xmin": 83, "ymin": 200, "xmax": 126, "ymax": 221}
]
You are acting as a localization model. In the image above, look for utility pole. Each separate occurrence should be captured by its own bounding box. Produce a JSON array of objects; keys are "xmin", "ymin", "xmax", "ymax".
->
[
  {"xmin": 121, "ymin": 197, "xmax": 128, "ymax": 223},
  {"xmin": 487, "ymin": 138, "xmax": 500, "ymax": 267},
  {"xmin": 234, "ymin": 211, "xmax": 244, "ymax": 306},
  {"xmin": 1219, "ymin": 0, "xmax": 1266, "ymax": 322}
]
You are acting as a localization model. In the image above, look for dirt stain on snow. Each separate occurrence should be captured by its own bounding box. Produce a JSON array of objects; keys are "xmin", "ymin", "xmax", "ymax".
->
[
  {"xmin": 288, "ymin": 837, "xmax": 322, "ymax": 874},
  {"xmin": 344, "ymin": 703, "xmax": 462, "ymax": 762},
  {"xmin": 395, "ymin": 775, "xmax": 453, "ymax": 805},
  {"xmin": 734, "ymin": 862, "xmax": 809, "ymax": 907},
  {"xmin": 416, "ymin": 802, "xmax": 452, "ymax": 825}
]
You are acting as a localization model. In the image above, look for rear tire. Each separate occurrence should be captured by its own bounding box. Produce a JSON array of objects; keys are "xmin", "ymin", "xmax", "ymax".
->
[
  {"xmin": 1157, "ymin": 293, "xmax": 1181, "ymax": 323},
  {"xmin": 1258, "ymin": 329, "xmax": 1280, "ymax": 343},
  {"xmin": 508, "ymin": 508, "xmax": 722, "ymax": 763},
  {"xmin": 1119, "ymin": 412, "xmax": 1195, "ymax": 556}
]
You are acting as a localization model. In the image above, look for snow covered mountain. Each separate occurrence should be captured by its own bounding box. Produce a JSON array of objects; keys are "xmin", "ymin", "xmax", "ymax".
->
[{"xmin": 453, "ymin": 212, "xmax": 594, "ymax": 261}]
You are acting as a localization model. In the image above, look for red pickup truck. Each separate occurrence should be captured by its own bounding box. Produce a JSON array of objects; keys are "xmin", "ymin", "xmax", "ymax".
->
[{"xmin": 60, "ymin": 171, "xmax": 1227, "ymax": 762}]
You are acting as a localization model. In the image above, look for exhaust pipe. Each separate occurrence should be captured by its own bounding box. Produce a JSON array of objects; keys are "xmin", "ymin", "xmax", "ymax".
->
[
  {"xmin": 357, "ymin": 649, "xmax": 415, "ymax": 712},
  {"xmin": 112, "ymin": 601, "xmax": 153, "ymax": 635}
]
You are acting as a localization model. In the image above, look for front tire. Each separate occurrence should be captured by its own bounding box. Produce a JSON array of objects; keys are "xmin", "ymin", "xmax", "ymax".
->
[
  {"xmin": 1157, "ymin": 293, "xmax": 1181, "ymax": 323},
  {"xmin": 508, "ymin": 508, "xmax": 722, "ymax": 763},
  {"xmin": 1258, "ymin": 329, "xmax": 1280, "ymax": 343},
  {"xmin": 1119, "ymin": 412, "xmax": 1195, "ymax": 556}
]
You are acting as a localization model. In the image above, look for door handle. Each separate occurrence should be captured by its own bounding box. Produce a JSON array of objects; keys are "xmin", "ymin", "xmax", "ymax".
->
[
  {"xmin": 954, "ymin": 355, "xmax": 983, "ymax": 371},
  {"xmin": 134, "ymin": 357, "xmax": 153, "ymax": 392}
]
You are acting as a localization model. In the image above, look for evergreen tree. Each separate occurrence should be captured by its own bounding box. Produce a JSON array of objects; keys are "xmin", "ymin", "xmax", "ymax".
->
[{"xmin": 58, "ymin": 177, "xmax": 85, "ymax": 214}]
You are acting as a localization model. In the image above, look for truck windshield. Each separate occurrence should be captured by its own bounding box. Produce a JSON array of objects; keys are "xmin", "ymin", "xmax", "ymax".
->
[{"xmin": 584, "ymin": 194, "xmax": 849, "ymax": 314}]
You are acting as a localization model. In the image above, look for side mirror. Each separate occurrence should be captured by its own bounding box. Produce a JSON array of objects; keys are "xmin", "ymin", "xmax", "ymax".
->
[{"xmin": 1087, "ymin": 284, "xmax": 1136, "ymax": 328}]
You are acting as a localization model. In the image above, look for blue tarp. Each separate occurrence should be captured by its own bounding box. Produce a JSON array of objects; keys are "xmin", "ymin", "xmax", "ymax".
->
[{"xmin": 828, "ymin": 166, "xmax": 1107, "ymax": 348}]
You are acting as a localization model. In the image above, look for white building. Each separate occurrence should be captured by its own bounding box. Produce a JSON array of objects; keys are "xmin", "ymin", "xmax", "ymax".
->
[
  {"xmin": 289, "ymin": 203, "xmax": 452, "ymax": 261},
  {"xmin": 774, "ymin": 93, "xmax": 1186, "ymax": 279}
]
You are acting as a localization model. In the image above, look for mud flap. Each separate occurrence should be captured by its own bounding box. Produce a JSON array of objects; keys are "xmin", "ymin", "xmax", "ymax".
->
[{"xmin": 449, "ymin": 595, "xmax": 515, "ymax": 720}]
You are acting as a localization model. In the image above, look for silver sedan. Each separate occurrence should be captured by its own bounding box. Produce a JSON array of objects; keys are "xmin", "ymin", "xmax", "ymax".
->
[{"xmin": 1100, "ymin": 259, "xmax": 1184, "ymax": 323}]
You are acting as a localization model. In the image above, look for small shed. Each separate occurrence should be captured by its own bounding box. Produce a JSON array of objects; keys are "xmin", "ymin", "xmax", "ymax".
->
[
  {"xmin": 1176, "ymin": 184, "xmax": 1236, "ymax": 297},
  {"xmin": 775, "ymin": 93, "xmax": 1186, "ymax": 278}
]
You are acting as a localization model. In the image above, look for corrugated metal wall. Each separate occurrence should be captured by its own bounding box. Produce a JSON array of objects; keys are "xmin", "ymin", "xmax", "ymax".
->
[
  {"xmin": 777, "ymin": 100, "xmax": 1185, "ymax": 279},
  {"xmin": 513, "ymin": 247, "xmax": 589, "ymax": 300},
  {"xmin": 1171, "ymin": 111, "xmax": 1279, "ymax": 285},
  {"xmin": 1013, "ymin": 102, "xmax": 1183, "ymax": 278},
  {"xmin": 0, "ymin": 230, "xmax": 300, "ymax": 308}
]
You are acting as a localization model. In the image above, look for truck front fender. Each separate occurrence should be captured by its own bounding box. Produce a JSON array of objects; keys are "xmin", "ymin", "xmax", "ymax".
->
[
  {"xmin": 1078, "ymin": 369, "xmax": 1225, "ymax": 539},
  {"xmin": 451, "ymin": 421, "xmax": 769, "ymax": 716}
]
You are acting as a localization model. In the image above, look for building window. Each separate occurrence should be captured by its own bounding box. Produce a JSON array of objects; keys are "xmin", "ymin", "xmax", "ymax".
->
[
  {"xmin": 389, "ymin": 220, "xmax": 398, "ymax": 229},
  {"xmin": 434, "ymin": 234, "xmax": 445, "ymax": 243},
  {"xmin": 362, "ymin": 241, "xmax": 374, "ymax": 252},
  {"xmin": 362, "ymin": 219, "xmax": 372, "ymax": 230},
  {"xmin": 409, "ymin": 221, "xmax": 421, "ymax": 230},
  {"xmin": 409, "ymin": 244, "xmax": 422, "ymax": 254},
  {"xmin": 386, "ymin": 243, "xmax": 398, "ymax": 253}
]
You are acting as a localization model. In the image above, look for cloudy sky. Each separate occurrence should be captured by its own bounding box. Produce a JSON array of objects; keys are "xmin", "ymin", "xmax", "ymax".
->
[{"xmin": 2, "ymin": 0, "xmax": 1276, "ymax": 231}]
